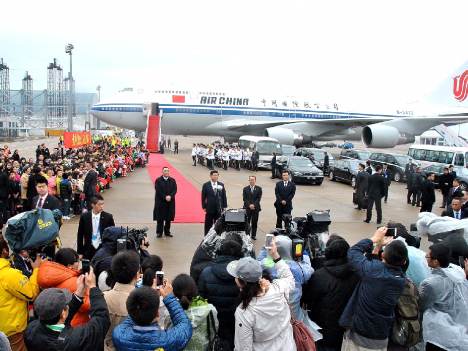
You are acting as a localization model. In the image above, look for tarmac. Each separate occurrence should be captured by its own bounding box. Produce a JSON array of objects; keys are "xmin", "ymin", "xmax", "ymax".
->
[{"xmin": 9, "ymin": 136, "xmax": 433, "ymax": 280}]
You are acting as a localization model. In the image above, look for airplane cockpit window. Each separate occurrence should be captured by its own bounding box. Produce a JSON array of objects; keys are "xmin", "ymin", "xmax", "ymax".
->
[{"xmin": 121, "ymin": 87, "xmax": 133, "ymax": 92}]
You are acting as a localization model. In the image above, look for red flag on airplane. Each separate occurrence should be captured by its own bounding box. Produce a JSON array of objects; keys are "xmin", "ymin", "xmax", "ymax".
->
[{"xmin": 172, "ymin": 95, "xmax": 185, "ymax": 103}]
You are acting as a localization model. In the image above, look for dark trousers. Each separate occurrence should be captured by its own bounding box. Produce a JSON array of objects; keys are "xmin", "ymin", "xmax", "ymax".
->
[
  {"xmin": 85, "ymin": 194, "xmax": 93, "ymax": 211},
  {"xmin": 442, "ymin": 192, "xmax": 448, "ymax": 207},
  {"xmin": 174, "ymin": 146, "xmax": 178, "ymax": 154},
  {"xmin": 426, "ymin": 343, "xmax": 445, "ymax": 351},
  {"xmin": 271, "ymin": 166, "xmax": 276, "ymax": 179},
  {"xmin": 407, "ymin": 187, "xmax": 414, "ymax": 203},
  {"xmin": 384, "ymin": 184, "xmax": 389, "ymax": 202},
  {"xmin": 420, "ymin": 202, "xmax": 433, "ymax": 213},
  {"xmin": 275, "ymin": 206, "xmax": 291, "ymax": 229},
  {"xmin": 204, "ymin": 211, "xmax": 220, "ymax": 235},
  {"xmin": 252, "ymin": 162, "xmax": 258, "ymax": 172},
  {"xmin": 192, "ymin": 156, "xmax": 196, "ymax": 166},
  {"xmin": 156, "ymin": 220, "xmax": 171, "ymax": 235},
  {"xmin": 366, "ymin": 196, "xmax": 382, "ymax": 222},
  {"xmin": 412, "ymin": 188, "xmax": 421, "ymax": 206},
  {"xmin": 356, "ymin": 190, "xmax": 366, "ymax": 209},
  {"xmin": 246, "ymin": 209, "xmax": 259, "ymax": 238}
]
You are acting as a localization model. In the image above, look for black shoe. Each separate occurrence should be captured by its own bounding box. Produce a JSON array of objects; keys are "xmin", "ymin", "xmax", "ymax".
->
[
  {"xmin": 355, "ymin": 207, "xmax": 361, "ymax": 210},
  {"xmin": 384, "ymin": 201, "xmax": 387, "ymax": 203},
  {"xmin": 407, "ymin": 202, "xmax": 411, "ymax": 204},
  {"xmin": 412, "ymin": 204, "xmax": 415, "ymax": 206},
  {"xmin": 165, "ymin": 233, "xmax": 173, "ymax": 237},
  {"xmin": 252, "ymin": 236, "xmax": 257, "ymax": 240},
  {"xmin": 377, "ymin": 221, "xmax": 382, "ymax": 224},
  {"xmin": 156, "ymin": 233, "xmax": 162, "ymax": 238},
  {"xmin": 363, "ymin": 220, "xmax": 370, "ymax": 223},
  {"xmin": 416, "ymin": 205, "xmax": 420, "ymax": 207},
  {"xmin": 439, "ymin": 206, "xmax": 445, "ymax": 208}
]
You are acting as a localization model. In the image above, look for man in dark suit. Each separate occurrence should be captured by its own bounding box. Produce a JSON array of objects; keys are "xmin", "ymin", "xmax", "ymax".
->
[
  {"xmin": 153, "ymin": 166, "xmax": 177, "ymax": 238},
  {"xmin": 421, "ymin": 172, "xmax": 436, "ymax": 213},
  {"xmin": 382, "ymin": 163, "xmax": 392, "ymax": 203},
  {"xmin": 446, "ymin": 178, "xmax": 463, "ymax": 210},
  {"xmin": 251, "ymin": 148, "xmax": 259, "ymax": 172},
  {"xmin": 271, "ymin": 153, "xmax": 277, "ymax": 179},
  {"xmin": 364, "ymin": 165, "xmax": 385, "ymax": 224},
  {"xmin": 365, "ymin": 160, "xmax": 373, "ymax": 175},
  {"xmin": 293, "ymin": 147, "xmax": 302, "ymax": 156},
  {"xmin": 323, "ymin": 152, "xmax": 330, "ymax": 175},
  {"xmin": 274, "ymin": 170, "xmax": 296, "ymax": 229},
  {"xmin": 354, "ymin": 163, "xmax": 368, "ymax": 210},
  {"xmin": 438, "ymin": 167, "xmax": 452, "ymax": 208},
  {"xmin": 449, "ymin": 165, "xmax": 457, "ymax": 180},
  {"xmin": 441, "ymin": 197, "xmax": 468, "ymax": 219},
  {"xmin": 32, "ymin": 177, "xmax": 61, "ymax": 258},
  {"xmin": 411, "ymin": 167, "xmax": 424, "ymax": 207},
  {"xmin": 405, "ymin": 158, "xmax": 413, "ymax": 189},
  {"xmin": 243, "ymin": 175, "xmax": 262, "ymax": 240},
  {"xmin": 83, "ymin": 161, "xmax": 97, "ymax": 211},
  {"xmin": 0, "ymin": 163, "xmax": 10, "ymax": 226},
  {"xmin": 77, "ymin": 194, "xmax": 115, "ymax": 260},
  {"xmin": 26, "ymin": 166, "xmax": 44, "ymax": 211},
  {"xmin": 201, "ymin": 170, "xmax": 228, "ymax": 235}
]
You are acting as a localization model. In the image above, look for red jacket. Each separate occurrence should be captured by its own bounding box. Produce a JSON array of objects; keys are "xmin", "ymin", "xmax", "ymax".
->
[{"xmin": 37, "ymin": 261, "xmax": 90, "ymax": 327}]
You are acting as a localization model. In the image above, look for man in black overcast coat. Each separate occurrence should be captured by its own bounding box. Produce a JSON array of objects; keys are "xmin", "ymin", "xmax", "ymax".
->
[
  {"xmin": 364, "ymin": 165, "xmax": 385, "ymax": 224},
  {"xmin": 153, "ymin": 166, "xmax": 177, "ymax": 238}
]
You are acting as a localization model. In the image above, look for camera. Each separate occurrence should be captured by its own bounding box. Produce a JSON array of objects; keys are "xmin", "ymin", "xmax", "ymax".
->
[
  {"xmin": 27, "ymin": 247, "xmax": 50, "ymax": 262},
  {"xmin": 118, "ymin": 227, "xmax": 149, "ymax": 252},
  {"xmin": 214, "ymin": 209, "xmax": 250, "ymax": 234}
]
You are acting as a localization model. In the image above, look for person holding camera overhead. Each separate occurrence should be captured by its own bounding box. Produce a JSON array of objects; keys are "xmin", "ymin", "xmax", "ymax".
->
[
  {"xmin": 77, "ymin": 194, "xmax": 115, "ymax": 261},
  {"xmin": 274, "ymin": 170, "xmax": 296, "ymax": 229}
]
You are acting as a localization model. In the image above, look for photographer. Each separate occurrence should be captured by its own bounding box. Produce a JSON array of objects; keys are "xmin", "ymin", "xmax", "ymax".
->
[
  {"xmin": 37, "ymin": 248, "xmax": 91, "ymax": 327},
  {"xmin": 0, "ymin": 234, "xmax": 42, "ymax": 351},
  {"xmin": 91, "ymin": 226, "xmax": 150, "ymax": 280},
  {"xmin": 257, "ymin": 234, "xmax": 313, "ymax": 322},
  {"xmin": 24, "ymin": 268, "xmax": 111, "ymax": 351}
]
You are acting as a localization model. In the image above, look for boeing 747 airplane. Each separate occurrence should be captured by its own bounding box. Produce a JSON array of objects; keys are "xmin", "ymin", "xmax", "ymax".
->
[{"xmin": 90, "ymin": 59, "xmax": 468, "ymax": 148}]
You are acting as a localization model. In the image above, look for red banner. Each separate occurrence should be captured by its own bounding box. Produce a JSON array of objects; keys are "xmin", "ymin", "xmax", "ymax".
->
[{"xmin": 64, "ymin": 131, "xmax": 92, "ymax": 149}]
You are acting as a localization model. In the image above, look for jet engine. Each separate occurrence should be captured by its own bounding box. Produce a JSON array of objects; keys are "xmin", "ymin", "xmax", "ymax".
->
[
  {"xmin": 264, "ymin": 127, "xmax": 311, "ymax": 145},
  {"xmin": 362, "ymin": 125, "xmax": 415, "ymax": 148}
]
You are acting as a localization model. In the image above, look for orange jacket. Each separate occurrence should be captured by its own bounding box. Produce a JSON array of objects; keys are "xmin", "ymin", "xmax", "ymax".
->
[{"xmin": 37, "ymin": 261, "xmax": 90, "ymax": 327}]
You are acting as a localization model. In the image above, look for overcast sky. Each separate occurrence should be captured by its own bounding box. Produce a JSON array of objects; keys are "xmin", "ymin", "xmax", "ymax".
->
[{"xmin": 2, "ymin": 0, "xmax": 468, "ymax": 105}]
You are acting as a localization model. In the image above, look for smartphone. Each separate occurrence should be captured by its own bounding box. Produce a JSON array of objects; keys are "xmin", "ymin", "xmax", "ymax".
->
[
  {"xmin": 117, "ymin": 239, "xmax": 127, "ymax": 253},
  {"xmin": 156, "ymin": 271, "xmax": 164, "ymax": 288},
  {"xmin": 385, "ymin": 228, "xmax": 398, "ymax": 237},
  {"xmin": 265, "ymin": 234, "xmax": 274, "ymax": 249},
  {"xmin": 81, "ymin": 259, "xmax": 90, "ymax": 275},
  {"xmin": 460, "ymin": 256, "xmax": 466, "ymax": 270}
]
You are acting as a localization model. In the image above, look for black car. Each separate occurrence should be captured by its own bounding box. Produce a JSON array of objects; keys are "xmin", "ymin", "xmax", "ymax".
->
[
  {"xmin": 339, "ymin": 149, "xmax": 372, "ymax": 161},
  {"xmin": 299, "ymin": 148, "xmax": 335, "ymax": 170},
  {"xmin": 368, "ymin": 152, "xmax": 417, "ymax": 182},
  {"xmin": 329, "ymin": 159, "xmax": 365, "ymax": 188},
  {"xmin": 320, "ymin": 142, "xmax": 337, "ymax": 148},
  {"xmin": 275, "ymin": 156, "xmax": 323, "ymax": 185},
  {"xmin": 423, "ymin": 164, "xmax": 468, "ymax": 190}
]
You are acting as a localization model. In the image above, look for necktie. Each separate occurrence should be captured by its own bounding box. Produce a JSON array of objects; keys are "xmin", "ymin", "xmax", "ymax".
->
[
  {"xmin": 456, "ymin": 212, "xmax": 460, "ymax": 219},
  {"xmin": 37, "ymin": 198, "xmax": 43, "ymax": 208},
  {"xmin": 251, "ymin": 186, "xmax": 254, "ymax": 194},
  {"xmin": 284, "ymin": 182, "xmax": 287, "ymax": 188},
  {"xmin": 213, "ymin": 183, "xmax": 217, "ymax": 194}
]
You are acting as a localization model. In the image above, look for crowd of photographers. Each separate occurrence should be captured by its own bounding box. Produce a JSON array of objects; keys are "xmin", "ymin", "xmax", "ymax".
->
[{"xmin": 2, "ymin": 205, "xmax": 468, "ymax": 351}]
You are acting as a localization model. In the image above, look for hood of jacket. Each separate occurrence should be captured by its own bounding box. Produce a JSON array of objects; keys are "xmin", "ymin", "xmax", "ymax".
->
[
  {"xmin": 101, "ymin": 226, "xmax": 124, "ymax": 253},
  {"xmin": 61, "ymin": 178, "xmax": 70, "ymax": 185},
  {"xmin": 211, "ymin": 255, "xmax": 239, "ymax": 281},
  {"xmin": 323, "ymin": 257, "xmax": 355, "ymax": 279},
  {"xmin": 37, "ymin": 261, "xmax": 80, "ymax": 288}
]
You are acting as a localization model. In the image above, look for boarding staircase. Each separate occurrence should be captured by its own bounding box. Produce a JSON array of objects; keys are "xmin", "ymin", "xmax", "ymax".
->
[{"xmin": 433, "ymin": 124, "xmax": 468, "ymax": 147}]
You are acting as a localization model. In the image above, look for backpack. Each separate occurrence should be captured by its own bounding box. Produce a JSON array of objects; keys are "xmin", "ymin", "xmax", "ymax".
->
[{"xmin": 390, "ymin": 277, "xmax": 421, "ymax": 347}]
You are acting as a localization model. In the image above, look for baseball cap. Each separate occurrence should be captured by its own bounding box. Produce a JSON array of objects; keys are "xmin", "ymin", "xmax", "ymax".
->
[
  {"xmin": 34, "ymin": 288, "xmax": 72, "ymax": 320},
  {"xmin": 227, "ymin": 257, "xmax": 262, "ymax": 283}
]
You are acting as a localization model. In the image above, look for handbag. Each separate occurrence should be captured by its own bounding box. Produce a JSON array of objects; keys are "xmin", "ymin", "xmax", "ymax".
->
[
  {"xmin": 207, "ymin": 310, "xmax": 231, "ymax": 351},
  {"xmin": 284, "ymin": 294, "xmax": 316, "ymax": 351}
]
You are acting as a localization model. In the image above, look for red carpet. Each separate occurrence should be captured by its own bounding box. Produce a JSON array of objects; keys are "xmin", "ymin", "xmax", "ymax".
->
[{"xmin": 147, "ymin": 154, "xmax": 205, "ymax": 223}]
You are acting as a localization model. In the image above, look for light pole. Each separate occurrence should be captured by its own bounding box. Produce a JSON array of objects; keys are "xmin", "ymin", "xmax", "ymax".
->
[
  {"xmin": 65, "ymin": 43, "xmax": 74, "ymax": 132},
  {"xmin": 96, "ymin": 85, "xmax": 101, "ymax": 130}
]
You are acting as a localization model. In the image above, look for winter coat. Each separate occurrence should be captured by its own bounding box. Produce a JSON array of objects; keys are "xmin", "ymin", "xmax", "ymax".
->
[
  {"xmin": 0, "ymin": 171, "xmax": 10, "ymax": 198},
  {"xmin": 234, "ymin": 259, "xmax": 296, "ymax": 351},
  {"xmin": 257, "ymin": 247, "xmax": 314, "ymax": 322},
  {"xmin": 24, "ymin": 287, "xmax": 111, "ymax": 351},
  {"xmin": 20, "ymin": 173, "xmax": 29, "ymax": 200},
  {"xmin": 37, "ymin": 261, "xmax": 91, "ymax": 327},
  {"xmin": 153, "ymin": 176, "xmax": 177, "ymax": 221},
  {"xmin": 164, "ymin": 297, "xmax": 218, "ymax": 351},
  {"xmin": 113, "ymin": 293, "xmax": 192, "ymax": 351},
  {"xmin": 197, "ymin": 255, "xmax": 240, "ymax": 346},
  {"xmin": 339, "ymin": 239, "xmax": 406, "ymax": 340},
  {"xmin": 60, "ymin": 178, "xmax": 73, "ymax": 199},
  {"xmin": 0, "ymin": 258, "xmax": 39, "ymax": 337},
  {"xmin": 302, "ymin": 257, "xmax": 360, "ymax": 348},
  {"xmin": 103, "ymin": 283, "xmax": 135, "ymax": 351}
]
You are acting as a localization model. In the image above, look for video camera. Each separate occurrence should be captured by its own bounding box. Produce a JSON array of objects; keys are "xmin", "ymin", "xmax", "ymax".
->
[
  {"xmin": 214, "ymin": 209, "xmax": 250, "ymax": 234},
  {"xmin": 275, "ymin": 210, "xmax": 331, "ymax": 269},
  {"xmin": 117, "ymin": 227, "xmax": 149, "ymax": 253}
]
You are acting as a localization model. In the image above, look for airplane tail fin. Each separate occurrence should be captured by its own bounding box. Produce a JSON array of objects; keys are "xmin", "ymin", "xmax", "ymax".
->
[{"xmin": 424, "ymin": 59, "xmax": 468, "ymax": 107}]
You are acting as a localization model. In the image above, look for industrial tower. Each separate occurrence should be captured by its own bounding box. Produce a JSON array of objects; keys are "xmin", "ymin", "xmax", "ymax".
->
[{"xmin": 0, "ymin": 58, "xmax": 10, "ymax": 117}]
